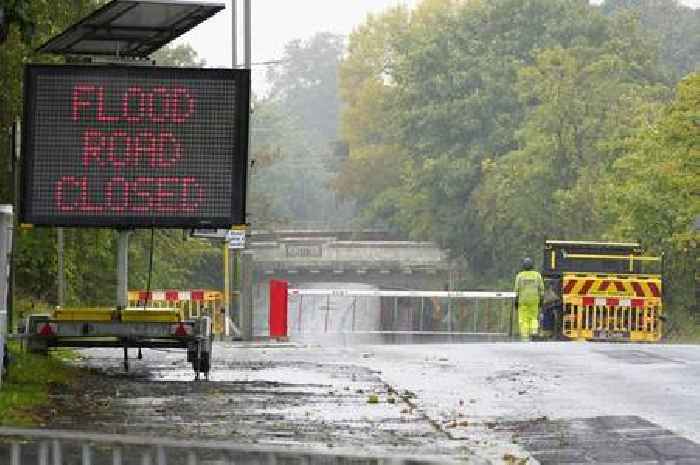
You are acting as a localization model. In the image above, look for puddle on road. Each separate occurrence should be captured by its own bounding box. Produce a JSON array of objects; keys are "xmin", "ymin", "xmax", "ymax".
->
[{"xmin": 43, "ymin": 353, "xmax": 464, "ymax": 460}]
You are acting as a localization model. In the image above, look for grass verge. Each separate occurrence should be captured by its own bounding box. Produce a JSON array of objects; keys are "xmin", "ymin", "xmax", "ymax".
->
[
  {"xmin": 0, "ymin": 341, "xmax": 78, "ymax": 426},
  {"xmin": 664, "ymin": 308, "xmax": 700, "ymax": 343}
]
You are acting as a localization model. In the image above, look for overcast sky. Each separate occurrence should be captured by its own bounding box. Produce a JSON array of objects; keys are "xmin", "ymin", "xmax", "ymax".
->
[
  {"xmin": 173, "ymin": 0, "xmax": 418, "ymax": 67},
  {"xmin": 171, "ymin": 0, "xmax": 413, "ymax": 93},
  {"xmin": 172, "ymin": 0, "xmax": 699, "ymax": 93}
]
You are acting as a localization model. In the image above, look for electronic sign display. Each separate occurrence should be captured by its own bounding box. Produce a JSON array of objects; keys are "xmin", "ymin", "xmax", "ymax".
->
[{"xmin": 21, "ymin": 64, "xmax": 250, "ymax": 228}]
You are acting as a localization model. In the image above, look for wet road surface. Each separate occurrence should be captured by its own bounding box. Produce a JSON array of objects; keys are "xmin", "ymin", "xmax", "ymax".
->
[
  {"xmin": 42, "ymin": 343, "xmax": 472, "ymax": 462},
  {"xmin": 10, "ymin": 342, "xmax": 700, "ymax": 464}
]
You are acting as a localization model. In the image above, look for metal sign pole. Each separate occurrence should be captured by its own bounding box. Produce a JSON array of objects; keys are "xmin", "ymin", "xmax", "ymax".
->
[
  {"xmin": 9, "ymin": 119, "xmax": 20, "ymax": 335},
  {"xmin": 234, "ymin": 0, "xmax": 253, "ymax": 341},
  {"xmin": 231, "ymin": 247, "xmax": 240, "ymax": 334},
  {"xmin": 239, "ymin": 250, "xmax": 253, "ymax": 340},
  {"xmin": 57, "ymin": 228, "xmax": 65, "ymax": 307},
  {"xmin": 244, "ymin": 0, "xmax": 251, "ymax": 68},
  {"xmin": 223, "ymin": 243, "xmax": 230, "ymax": 336},
  {"xmin": 116, "ymin": 230, "xmax": 129, "ymax": 310}
]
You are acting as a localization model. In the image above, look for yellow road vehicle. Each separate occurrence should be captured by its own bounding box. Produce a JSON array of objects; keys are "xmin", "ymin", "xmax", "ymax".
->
[{"xmin": 541, "ymin": 240, "xmax": 663, "ymax": 342}]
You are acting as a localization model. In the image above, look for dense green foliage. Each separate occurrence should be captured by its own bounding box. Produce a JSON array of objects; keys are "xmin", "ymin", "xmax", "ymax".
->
[
  {"xmin": 1, "ymin": 0, "xmax": 96, "ymax": 203},
  {"xmin": 249, "ymin": 32, "xmax": 355, "ymax": 228},
  {"xmin": 335, "ymin": 0, "xmax": 698, "ymax": 321},
  {"xmin": 602, "ymin": 0, "xmax": 700, "ymax": 81},
  {"xmin": 1, "ymin": 0, "xmax": 97, "ymax": 314}
]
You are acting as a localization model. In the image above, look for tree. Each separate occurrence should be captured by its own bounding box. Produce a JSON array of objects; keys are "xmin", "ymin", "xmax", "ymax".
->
[
  {"xmin": 250, "ymin": 32, "xmax": 355, "ymax": 227},
  {"xmin": 151, "ymin": 43, "xmax": 206, "ymax": 67},
  {"xmin": 335, "ymin": 0, "xmax": 672, "ymax": 285},
  {"xmin": 1, "ymin": 0, "xmax": 96, "ymax": 203},
  {"xmin": 332, "ymin": 6, "xmax": 411, "ymax": 223},
  {"xmin": 0, "ymin": 0, "xmax": 36, "ymax": 44},
  {"xmin": 266, "ymin": 32, "xmax": 343, "ymax": 149},
  {"xmin": 473, "ymin": 43, "xmax": 667, "ymax": 278},
  {"xmin": 598, "ymin": 73, "xmax": 699, "ymax": 315},
  {"xmin": 1, "ymin": 0, "xmax": 98, "ymax": 309},
  {"xmin": 601, "ymin": 0, "xmax": 700, "ymax": 81}
]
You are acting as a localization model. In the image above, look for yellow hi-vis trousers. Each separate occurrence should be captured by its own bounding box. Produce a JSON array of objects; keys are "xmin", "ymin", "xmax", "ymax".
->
[{"xmin": 518, "ymin": 301, "xmax": 539, "ymax": 338}]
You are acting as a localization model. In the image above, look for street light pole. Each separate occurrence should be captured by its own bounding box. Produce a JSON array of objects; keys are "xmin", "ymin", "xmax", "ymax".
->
[
  {"xmin": 227, "ymin": 0, "xmax": 253, "ymax": 340},
  {"xmin": 231, "ymin": 0, "xmax": 237, "ymax": 67},
  {"xmin": 241, "ymin": 0, "xmax": 253, "ymax": 340},
  {"xmin": 244, "ymin": 0, "xmax": 251, "ymax": 69}
]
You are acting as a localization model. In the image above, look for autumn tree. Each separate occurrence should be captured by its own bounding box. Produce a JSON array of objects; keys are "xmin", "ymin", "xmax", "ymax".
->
[
  {"xmin": 599, "ymin": 73, "xmax": 699, "ymax": 319},
  {"xmin": 252, "ymin": 32, "xmax": 355, "ymax": 226}
]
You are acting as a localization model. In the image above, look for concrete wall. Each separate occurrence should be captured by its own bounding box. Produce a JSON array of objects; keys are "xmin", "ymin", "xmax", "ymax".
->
[{"xmin": 250, "ymin": 240, "xmax": 446, "ymax": 268}]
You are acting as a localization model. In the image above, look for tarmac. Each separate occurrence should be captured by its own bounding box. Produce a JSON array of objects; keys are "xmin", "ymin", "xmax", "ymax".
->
[{"xmin": 2, "ymin": 341, "xmax": 700, "ymax": 464}]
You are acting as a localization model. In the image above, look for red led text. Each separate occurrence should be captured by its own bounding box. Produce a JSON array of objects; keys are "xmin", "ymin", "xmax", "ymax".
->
[
  {"xmin": 72, "ymin": 85, "xmax": 195, "ymax": 124},
  {"xmin": 53, "ymin": 81, "xmax": 208, "ymax": 217},
  {"xmin": 55, "ymin": 176, "xmax": 204, "ymax": 214}
]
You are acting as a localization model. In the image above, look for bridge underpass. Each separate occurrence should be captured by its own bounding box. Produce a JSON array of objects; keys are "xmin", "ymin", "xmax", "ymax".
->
[{"xmin": 240, "ymin": 230, "xmax": 452, "ymax": 337}]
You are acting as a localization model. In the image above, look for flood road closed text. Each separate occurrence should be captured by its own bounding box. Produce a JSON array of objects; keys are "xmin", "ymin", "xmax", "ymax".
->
[{"xmin": 21, "ymin": 65, "xmax": 250, "ymax": 228}]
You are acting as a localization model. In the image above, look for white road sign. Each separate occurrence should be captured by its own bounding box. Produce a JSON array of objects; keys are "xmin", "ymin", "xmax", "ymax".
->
[{"xmin": 227, "ymin": 230, "xmax": 246, "ymax": 249}]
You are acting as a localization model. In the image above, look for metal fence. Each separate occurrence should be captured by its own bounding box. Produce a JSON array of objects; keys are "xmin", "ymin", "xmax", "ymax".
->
[
  {"xmin": 0, "ymin": 428, "xmax": 449, "ymax": 465},
  {"xmin": 288, "ymin": 289, "xmax": 515, "ymax": 340}
]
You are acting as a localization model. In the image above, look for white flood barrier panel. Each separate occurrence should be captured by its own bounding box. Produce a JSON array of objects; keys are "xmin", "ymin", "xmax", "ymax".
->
[{"xmin": 289, "ymin": 288, "xmax": 516, "ymax": 339}]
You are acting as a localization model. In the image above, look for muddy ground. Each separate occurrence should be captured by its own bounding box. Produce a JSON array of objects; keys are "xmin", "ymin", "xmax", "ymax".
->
[{"xmin": 41, "ymin": 344, "xmax": 475, "ymax": 462}]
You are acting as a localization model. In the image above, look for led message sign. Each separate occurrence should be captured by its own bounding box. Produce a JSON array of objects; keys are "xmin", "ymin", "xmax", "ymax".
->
[{"xmin": 21, "ymin": 64, "xmax": 250, "ymax": 227}]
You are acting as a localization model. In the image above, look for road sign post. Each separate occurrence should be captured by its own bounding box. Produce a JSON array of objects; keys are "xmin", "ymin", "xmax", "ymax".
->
[
  {"xmin": 229, "ymin": 229, "xmax": 246, "ymax": 338},
  {"xmin": 239, "ymin": 250, "xmax": 254, "ymax": 341},
  {"xmin": 116, "ymin": 230, "xmax": 129, "ymax": 310},
  {"xmin": 224, "ymin": 243, "xmax": 230, "ymax": 336}
]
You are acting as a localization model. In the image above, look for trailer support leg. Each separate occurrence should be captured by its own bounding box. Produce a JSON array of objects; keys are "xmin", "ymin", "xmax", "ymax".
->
[
  {"xmin": 194, "ymin": 341, "xmax": 202, "ymax": 381},
  {"xmin": 123, "ymin": 342, "xmax": 129, "ymax": 372},
  {"xmin": 137, "ymin": 347, "xmax": 142, "ymax": 360}
]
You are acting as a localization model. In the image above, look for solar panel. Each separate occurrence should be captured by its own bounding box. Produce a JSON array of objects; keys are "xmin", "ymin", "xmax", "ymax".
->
[{"xmin": 37, "ymin": 0, "xmax": 224, "ymax": 57}]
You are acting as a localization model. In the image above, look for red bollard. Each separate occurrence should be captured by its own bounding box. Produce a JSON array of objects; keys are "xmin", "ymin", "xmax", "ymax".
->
[{"xmin": 269, "ymin": 280, "xmax": 288, "ymax": 338}]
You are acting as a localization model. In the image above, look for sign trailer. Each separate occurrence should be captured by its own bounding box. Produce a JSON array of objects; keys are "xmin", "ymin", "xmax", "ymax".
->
[{"xmin": 17, "ymin": 0, "xmax": 247, "ymax": 379}]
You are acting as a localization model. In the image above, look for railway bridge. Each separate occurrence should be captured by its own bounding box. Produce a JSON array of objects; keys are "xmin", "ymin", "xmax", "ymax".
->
[{"xmin": 238, "ymin": 230, "xmax": 452, "ymax": 337}]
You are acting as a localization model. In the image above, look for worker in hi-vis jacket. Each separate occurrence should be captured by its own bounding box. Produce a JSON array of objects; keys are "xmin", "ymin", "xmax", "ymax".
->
[{"xmin": 514, "ymin": 257, "xmax": 544, "ymax": 339}]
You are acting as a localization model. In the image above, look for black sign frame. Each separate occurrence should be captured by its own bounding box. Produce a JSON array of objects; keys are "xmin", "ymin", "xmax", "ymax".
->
[{"xmin": 21, "ymin": 64, "xmax": 250, "ymax": 228}]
